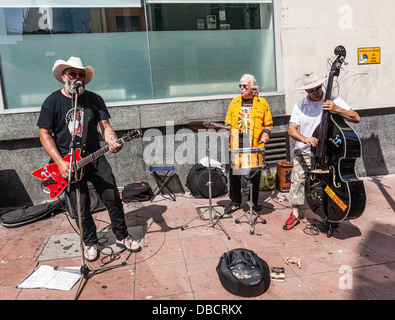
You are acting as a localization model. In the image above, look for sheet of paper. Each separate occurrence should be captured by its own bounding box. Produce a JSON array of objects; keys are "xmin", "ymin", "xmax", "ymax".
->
[{"xmin": 18, "ymin": 265, "xmax": 81, "ymax": 291}]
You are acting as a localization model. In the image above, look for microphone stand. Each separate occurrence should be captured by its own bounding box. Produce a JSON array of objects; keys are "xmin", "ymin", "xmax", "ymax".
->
[
  {"xmin": 54, "ymin": 84, "xmax": 125, "ymax": 300},
  {"xmin": 181, "ymin": 125, "xmax": 230, "ymax": 239}
]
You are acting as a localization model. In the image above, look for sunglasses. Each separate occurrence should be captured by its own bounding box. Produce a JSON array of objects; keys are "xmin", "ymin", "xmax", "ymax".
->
[
  {"xmin": 239, "ymin": 84, "xmax": 251, "ymax": 89},
  {"xmin": 306, "ymin": 85, "xmax": 322, "ymax": 93},
  {"xmin": 63, "ymin": 69, "xmax": 86, "ymax": 79}
]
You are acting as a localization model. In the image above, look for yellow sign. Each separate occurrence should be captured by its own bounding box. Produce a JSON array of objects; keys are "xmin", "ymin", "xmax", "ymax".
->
[
  {"xmin": 324, "ymin": 186, "xmax": 348, "ymax": 212},
  {"xmin": 358, "ymin": 47, "xmax": 381, "ymax": 65}
]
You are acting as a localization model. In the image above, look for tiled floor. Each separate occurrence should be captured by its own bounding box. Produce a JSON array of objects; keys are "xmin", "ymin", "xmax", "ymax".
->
[{"xmin": 1, "ymin": 174, "xmax": 395, "ymax": 300}]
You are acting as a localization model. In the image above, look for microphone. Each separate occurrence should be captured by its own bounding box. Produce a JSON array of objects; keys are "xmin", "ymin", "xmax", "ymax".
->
[{"xmin": 73, "ymin": 80, "xmax": 83, "ymax": 89}]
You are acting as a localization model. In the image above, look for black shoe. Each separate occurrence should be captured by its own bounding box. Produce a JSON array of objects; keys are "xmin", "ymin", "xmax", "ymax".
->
[
  {"xmin": 225, "ymin": 204, "xmax": 240, "ymax": 214},
  {"xmin": 253, "ymin": 203, "xmax": 261, "ymax": 211}
]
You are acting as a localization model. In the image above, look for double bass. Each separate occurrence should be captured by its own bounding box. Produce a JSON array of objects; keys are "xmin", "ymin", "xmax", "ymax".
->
[{"xmin": 305, "ymin": 46, "xmax": 366, "ymax": 236}]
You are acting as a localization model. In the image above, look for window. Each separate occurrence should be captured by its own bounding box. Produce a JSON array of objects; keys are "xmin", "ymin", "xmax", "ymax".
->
[
  {"xmin": 146, "ymin": 2, "xmax": 276, "ymax": 99},
  {"xmin": 0, "ymin": 1, "xmax": 277, "ymax": 110}
]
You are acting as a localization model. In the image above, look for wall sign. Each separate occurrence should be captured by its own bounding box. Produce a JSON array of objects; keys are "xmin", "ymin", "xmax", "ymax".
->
[{"xmin": 358, "ymin": 47, "xmax": 381, "ymax": 65}]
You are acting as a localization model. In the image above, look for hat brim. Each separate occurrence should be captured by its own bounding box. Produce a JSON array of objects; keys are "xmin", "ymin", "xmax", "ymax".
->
[
  {"xmin": 297, "ymin": 76, "xmax": 327, "ymax": 90},
  {"xmin": 52, "ymin": 60, "xmax": 94, "ymax": 85}
]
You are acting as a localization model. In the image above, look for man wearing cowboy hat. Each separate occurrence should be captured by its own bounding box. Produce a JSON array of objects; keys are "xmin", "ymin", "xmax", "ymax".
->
[
  {"xmin": 283, "ymin": 72, "xmax": 360, "ymax": 230},
  {"xmin": 37, "ymin": 57, "xmax": 141, "ymax": 261}
]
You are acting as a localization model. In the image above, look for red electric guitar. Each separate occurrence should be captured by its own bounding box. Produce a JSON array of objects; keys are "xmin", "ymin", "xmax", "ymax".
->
[{"xmin": 32, "ymin": 129, "xmax": 142, "ymax": 199}]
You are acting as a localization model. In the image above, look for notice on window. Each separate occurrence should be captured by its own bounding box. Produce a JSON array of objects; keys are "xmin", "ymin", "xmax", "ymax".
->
[
  {"xmin": 358, "ymin": 47, "xmax": 381, "ymax": 65},
  {"xmin": 207, "ymin": 15, "xmax": 217, "ymax": 29}
]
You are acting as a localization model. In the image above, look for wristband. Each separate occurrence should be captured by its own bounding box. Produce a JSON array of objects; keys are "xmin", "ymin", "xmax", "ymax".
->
[{"xmin": 263, "ymin": 129, "xmax": 271, "ymax": 135}]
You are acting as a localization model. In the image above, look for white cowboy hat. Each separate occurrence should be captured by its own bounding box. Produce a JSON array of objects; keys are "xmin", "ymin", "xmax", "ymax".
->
[
  {"xmin": 52, "ymin": 57, "xmax": 95, "ymax": 84},
  {"xmin": 297, "ymin": 72, "xmax": 327, "ymax": 90}
]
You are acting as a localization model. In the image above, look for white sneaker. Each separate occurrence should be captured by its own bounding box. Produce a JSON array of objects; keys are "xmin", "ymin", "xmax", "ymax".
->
[
  {"xmin": 116, "ymin": 235, "xmax": 141, "ymax": 252},
  {"xmin": 84, "ymin": 244, "xmax": 99, "ymax": 262}
]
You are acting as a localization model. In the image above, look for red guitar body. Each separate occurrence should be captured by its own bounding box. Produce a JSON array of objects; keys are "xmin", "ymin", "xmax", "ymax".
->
[
  {"xmin": 32, "ymin": 149, "xmax": 82, "ymax": 199},
  {"xmin": 32, "ymin": 129, "xmax": 142, "ymax": 199}
]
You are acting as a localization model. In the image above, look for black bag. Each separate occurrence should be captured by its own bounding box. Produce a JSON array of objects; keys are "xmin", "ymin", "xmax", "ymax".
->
[
  {"xmin": 0, "ymin": 199, "xmax": 64, "ymax": 228},
  {"xmin": 186, "ymin": 164, "xmax": 228, "ymax": 198},
  {"xmin": 216, "ymin": 248, "xmax": 270, "ymax": 297},
  {"xmin": 122, "ymin": 181, "xmax": 153, "ymax": 202}
]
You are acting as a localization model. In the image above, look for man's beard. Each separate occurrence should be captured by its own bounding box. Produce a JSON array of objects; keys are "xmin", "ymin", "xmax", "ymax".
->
[{"xmin": 64, "ymin": 78, "xmax": 85, "ymax": 96}]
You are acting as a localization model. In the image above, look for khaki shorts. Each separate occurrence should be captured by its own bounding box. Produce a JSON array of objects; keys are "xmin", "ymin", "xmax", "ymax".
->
[{"xmin": 289, "ymin": 150, "xmax": 314, "ymax": 206}]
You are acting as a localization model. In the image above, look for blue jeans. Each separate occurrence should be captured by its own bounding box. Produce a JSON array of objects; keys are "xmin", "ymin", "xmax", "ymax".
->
[{"xmin": 65, "ymin": 156, "xmax": 128, "ymax": 246}]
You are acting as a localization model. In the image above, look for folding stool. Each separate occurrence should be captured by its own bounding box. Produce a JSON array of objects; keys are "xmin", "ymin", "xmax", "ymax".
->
[{"xmin": 149, "ymin": 165, "xmax": 177, "ymax": 202}]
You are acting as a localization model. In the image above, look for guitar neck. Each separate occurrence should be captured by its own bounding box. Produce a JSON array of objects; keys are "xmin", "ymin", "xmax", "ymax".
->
[
  {"xmin": 315, "ymin": 71, "xmax": 336, "ymax": 162},
  {"xmin": 76, "ymin": 138, "xmax": 124, "ymax": 169}
]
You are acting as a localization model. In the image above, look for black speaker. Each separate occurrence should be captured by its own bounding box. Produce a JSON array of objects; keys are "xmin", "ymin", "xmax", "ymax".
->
[{"xmin": 89, "ymin": 186, "xmax": 106, "ymax": 213}]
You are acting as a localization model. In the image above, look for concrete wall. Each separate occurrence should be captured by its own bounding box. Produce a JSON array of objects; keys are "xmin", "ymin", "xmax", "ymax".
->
[
  {"xmin": 279, "ymin": 0, "xmax": 395, "ymax": 113},
  {"xmin": 0, "ymin": 94, "xmax": 287, "ymax": 206},
  {"xmin": 1, "ymin": 93, "xmax": 394, "ymax": 207}
]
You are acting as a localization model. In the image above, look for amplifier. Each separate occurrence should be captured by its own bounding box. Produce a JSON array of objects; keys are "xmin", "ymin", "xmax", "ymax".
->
[{"xmin": 276, "ymin": 162, "xmax": 293, "ymax": 192}]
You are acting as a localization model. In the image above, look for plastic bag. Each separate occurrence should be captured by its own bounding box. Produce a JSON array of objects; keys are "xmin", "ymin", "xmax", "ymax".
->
[{"xmin": 259, "ymin": 169, "xmax": 276, "ymax": 191}]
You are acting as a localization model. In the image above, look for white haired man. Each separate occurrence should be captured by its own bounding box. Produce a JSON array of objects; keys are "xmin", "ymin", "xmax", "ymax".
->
[{"xmin": 224, "ymin": 74, "xmax": 273, "ymax": 214}]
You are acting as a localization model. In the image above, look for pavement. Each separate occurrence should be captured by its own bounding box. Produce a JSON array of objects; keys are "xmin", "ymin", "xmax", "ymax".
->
[{"xmin": 0, "ymin": 174, "xmax": 395, "ymax": 301}]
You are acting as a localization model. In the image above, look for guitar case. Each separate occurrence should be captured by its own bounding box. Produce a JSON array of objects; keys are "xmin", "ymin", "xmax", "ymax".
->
[
  {"xmin": 0, "ymin": 187, "xmax": 105, "ymax": 228},
  {"xmin": 216, "ymin": 248, "xmax": 270, "ymax": 297},
  {"xmin": 0, "ymin": 199, "xmax": 65, "ymax": 228}
]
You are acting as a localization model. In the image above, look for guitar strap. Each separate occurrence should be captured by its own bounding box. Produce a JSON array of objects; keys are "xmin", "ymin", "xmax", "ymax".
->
[{"xmin": 81, "ymin": 92, "xmax": 91, "ymax": 157}]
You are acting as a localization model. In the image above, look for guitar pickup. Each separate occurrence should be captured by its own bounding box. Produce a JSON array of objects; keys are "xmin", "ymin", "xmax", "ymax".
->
[{"xmin": 43, "ymin": 177, "xmax": 57, "ymax": 186}]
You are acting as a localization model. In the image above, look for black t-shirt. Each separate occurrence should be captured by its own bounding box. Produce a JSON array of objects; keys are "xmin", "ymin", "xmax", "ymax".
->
[{"xmin": 37, "ymin": 90, "xmax": 111, "ymax": 157}]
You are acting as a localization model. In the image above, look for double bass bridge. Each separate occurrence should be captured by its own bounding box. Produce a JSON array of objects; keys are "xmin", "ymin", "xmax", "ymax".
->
[{"xmin": 310, "ymin": 169, "xmax": 330, "ymax": 174}]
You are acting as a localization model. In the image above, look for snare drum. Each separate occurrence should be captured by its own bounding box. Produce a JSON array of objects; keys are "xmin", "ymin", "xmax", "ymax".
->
[{"xmin": 231, "ymin": 148, "xmax": 265, "ymax": 170}]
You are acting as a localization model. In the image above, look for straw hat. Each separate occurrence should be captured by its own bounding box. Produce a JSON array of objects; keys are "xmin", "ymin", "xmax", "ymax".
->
[
  {"xmin": 52, "ymin": 57, "xmax": 95, "ymax": 84},
  {"xmin": 297, "ymin": 72, "xmax": 327, "ymax": 90}
]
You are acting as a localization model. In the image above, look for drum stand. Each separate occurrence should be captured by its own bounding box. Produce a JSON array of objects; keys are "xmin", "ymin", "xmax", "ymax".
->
[
  {"xmin": 181, "ymin": 125, "xmax": 230, "ymax": 240},
  {"xmin": 235, "ymin": 168, "xmax": 267, "ymax": 235}
]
